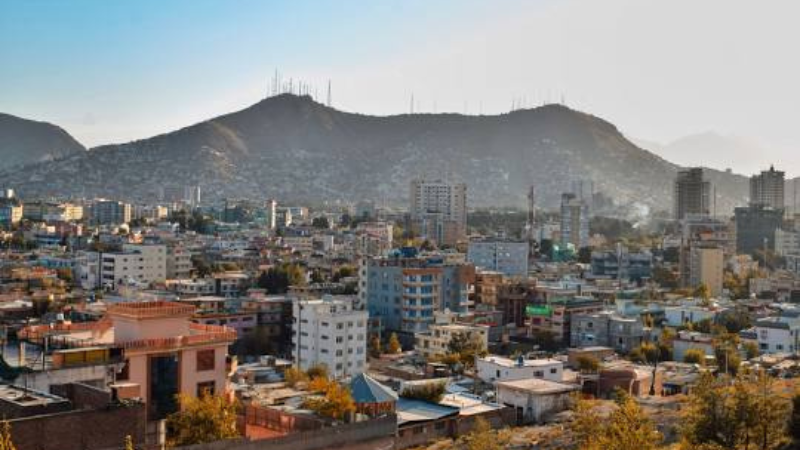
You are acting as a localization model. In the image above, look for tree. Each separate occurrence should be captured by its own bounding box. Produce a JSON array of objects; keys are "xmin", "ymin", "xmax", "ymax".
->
[
  {"xmin": 683, "ymin": 348, "xmax": 706, "ymax": 365},
  {"xmin": 629, "ymin": 342, "xmax": 660, "ymax": 364},
  {"xmin": 124, "ymin": 435, "xmax": 134, "ymax": 450},
  {"xmin": 387, "ymin": 332, "xmax": 402, "ymax": 354},
  {"xmin": 284, "ymin": 366, "xmax": 308, "ymax": 387},
  {"xmin": 682, "ymin": 371, "xmax": 790, "ymax": 450},
  {"xmin": 302, "ymin": 382, "xmax": 356, "ymax": 421},
  {"xmin": 306, "ymin": 364, "xmax": 329, "ymax": 380},
  {"xmin": 594, "ymin": 396, "xmax": 662, "ymax": 450},
  {"xmin": 694, "ymin": 283, "xmax": 711, "ymax": 303},
  {"xmin": 369, "ymin": 336, "xmax": 382, "ymax": 358},
  {"xmin": 577, "ymin": 246, "xmax": 592, "ymax": 264},
  {"xmin": 401, "ymin": 381, "xmax": 446, "ymax": 403},
  {"xmin": 0, "ymin": 420, "xmax": 16, "ymax": 450},
  {"xmin": 311, "ymin": 217, "xmax": 330, "ymax": 229},
  {"xmin": 462, "ymin": 416, "xmax": 504, "ymax": 450},
  {"xmin": 743, "ymin": 341, "xmax": 759, "ymax": 360},
  {"xmin": 571, "ymin": 395, "xmax": 661, "ymax": 450},
  {"xmin": 257, "ymin": 263, "xmax": 306, "ymax": 294},
  {"xmin": 576, "ymin": 355, "xmax": 600, "ymax": 374},
  {"xmin": 166, "ymin": 394, "xmax": 239, "ymax": 447},
  {"xmin": 790, "ymin": 394, "xmax": 800, "ymax": 446},
  {"xmin": 446, "ymin": 332, "xmax": 487, "ymax": 368}
]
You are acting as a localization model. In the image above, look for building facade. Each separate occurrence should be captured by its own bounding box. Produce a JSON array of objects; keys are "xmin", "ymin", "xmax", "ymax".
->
[
  {"xmin": 467, "ymin": 240, "xmax": 529, "ymax": 277},
  {"xmin": 409, "ymin": 179, "xmax": 467, "ymax": 246},
  {"xmin": 750, "ymin": 165, "xmax": 785, "ymax": 210},
  {"xmin": 674, "ymin": 168, "xmax": 710, "ymax": 220},
  {"xmin": 292, "ymin": 296, "xmax": 368, "ymax": 379}
]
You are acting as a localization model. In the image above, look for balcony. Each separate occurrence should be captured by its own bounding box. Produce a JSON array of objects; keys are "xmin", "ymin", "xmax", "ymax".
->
[{"xmin": 116, "ymin": 323, "xmax": 236, "ymax": 352}]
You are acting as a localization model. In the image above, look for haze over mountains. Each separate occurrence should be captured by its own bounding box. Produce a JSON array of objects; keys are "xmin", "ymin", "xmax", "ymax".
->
[{"xmin": 1, "ymin": 94, "xmax": 791, "ymax": 214}]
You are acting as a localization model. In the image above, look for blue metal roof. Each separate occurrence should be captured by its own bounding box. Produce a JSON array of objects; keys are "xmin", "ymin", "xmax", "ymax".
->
[{"xmin": 349, "ymin": 373, "xmax": 398, "ymax": 404}]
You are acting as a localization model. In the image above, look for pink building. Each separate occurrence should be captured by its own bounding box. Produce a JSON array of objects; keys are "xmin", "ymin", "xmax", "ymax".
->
[{"xmin": 20, "ymin": 301, "xmax": 236, "ymax": 420}]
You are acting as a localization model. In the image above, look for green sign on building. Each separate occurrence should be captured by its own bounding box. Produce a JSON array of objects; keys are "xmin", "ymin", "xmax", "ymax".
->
[{"xmin": 525, "ymin": 305, "xmax": 552, "ymax": 317}]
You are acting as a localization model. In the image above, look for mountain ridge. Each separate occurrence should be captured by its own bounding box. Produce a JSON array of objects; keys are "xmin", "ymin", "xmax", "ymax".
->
[
  {"xmin": 0, "ymin": 113, "xmax": 86, "ymax": 171},
  {"xmin": 0, "ymin": 94, "xmax": 753, "ymax": 213}
]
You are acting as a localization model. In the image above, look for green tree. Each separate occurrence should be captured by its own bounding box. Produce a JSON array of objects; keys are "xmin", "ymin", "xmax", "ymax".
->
[
  {"xmin": 166, "ymin": 394, "xmax": 239, "ymax": 447},
  {"xmin": 311, "ymin": 217, "xmax": 330, "ymax": 229}
]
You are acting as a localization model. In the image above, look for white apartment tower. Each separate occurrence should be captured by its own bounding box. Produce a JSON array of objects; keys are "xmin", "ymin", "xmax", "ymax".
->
[
  {"xmin": 292, "ymin": 295, "xmax": 368, "ymax": 379},
  {"xmin": 409, "ymin": 179, "xmax": 467, "ymax": 246}
]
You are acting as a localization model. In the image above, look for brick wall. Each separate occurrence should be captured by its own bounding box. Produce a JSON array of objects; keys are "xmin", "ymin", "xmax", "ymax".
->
[
  {"xmin": 177, "ymin": 415, "xmax": 396, "ymax": 450},
  {"xmin": 10, "ymin": 401, "xmax": 147, "ymax": 450}
]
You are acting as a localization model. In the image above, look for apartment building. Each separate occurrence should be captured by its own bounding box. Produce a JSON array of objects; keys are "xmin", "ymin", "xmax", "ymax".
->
[
  {"xmin": 292, "ymin": 295, "xmax": 368, "ymax": 379},
  {"xmin": 76, "ymin": 244, "xmax": 167, "ymax": 290},
  {"xmin": 467, "ymin": 240, "xmax": 529, "ymax": 277},
  {"xmin": 559, "ymin": 193, "xmax": 589, "ymax": 249},
  {"xmin": 570, "ymin": 311, "xmax": 644, "ymax": 353},
  {"xmin": 361, "ymin": 255, "xmax": 475, "ymax": 334},
  {"xmin": 166, "ymin": 245, "xmax": 193, "ymax": 279},
  {"xmin": 414, "ymin": 320, "xmax": 489, "ymax": 359},
  {"xmin": 409, "ymin": 179, "xmax": 467, "ymax": 246},
  {"xmin": 90, "ymin": 200, "xmax": 132, "ymax": 225}
]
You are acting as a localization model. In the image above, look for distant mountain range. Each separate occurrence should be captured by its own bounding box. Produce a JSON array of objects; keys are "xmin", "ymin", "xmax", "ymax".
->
[
  {"xmin": 0, "ymin": 113, "xmax": 85, "ymax": 171},
  {"xmin": 0, "ymin": 94, "xmax": 781, "ymax": 214}
]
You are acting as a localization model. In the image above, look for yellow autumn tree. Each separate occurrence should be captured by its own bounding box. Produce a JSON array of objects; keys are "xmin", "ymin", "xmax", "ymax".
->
[
  {"xmin": 166, "ymin": 393, "xmax": 239, "ymax": 447},
  {"xmin": 124, "ymin": 435, "xmax": 134, "ymax": 450},
  {"xmin": 0, "ymin": 420, "xmax": 16, "ymax": 450},
  {"xmin": 302, "ymin": 381, "xmax": 356, "ymax": 421},
  {"xmin": 284, "ymin": 366, "xmax": 308, "ymax": 387},
  {"xmin": 387, "ymin": 332, "xmax": 402, "ymax": 354},
  {"xmin": 462, "ymin": 416, "xmax": 505, "ymax": 450}
]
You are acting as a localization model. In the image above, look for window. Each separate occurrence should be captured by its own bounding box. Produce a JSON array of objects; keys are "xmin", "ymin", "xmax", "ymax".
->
[
  {"xmin": 117, "ymin": 359, "xmax": 130, "ymax": 381},
  {"xmin": 550, "ymin": 368, "xmax": 557, "ymax": 374},
  {"xmin": 196, "ymin": 349, "xmax": 215, "ymax": 372},
  {"xmin": 534, "ymin": 370, "xmax": 544, "ymax": 378},
  {"xmin": 197, "ymin": 381, "xmax": 215, "ymax": 397}
]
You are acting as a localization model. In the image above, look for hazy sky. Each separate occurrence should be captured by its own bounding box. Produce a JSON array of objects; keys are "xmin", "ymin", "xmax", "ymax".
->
[{"xmin": 2, "ymin": 0, "xmax": 799, "ymax": 175}]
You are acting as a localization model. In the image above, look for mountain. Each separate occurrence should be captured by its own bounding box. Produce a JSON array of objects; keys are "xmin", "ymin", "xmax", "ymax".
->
[
  {"xmin": 0, "ymin": 113, "xmax": 86, "ymax": 170},
  {"xmin": 0, "ymin": 94, "xmax": 751, "ymax": 213},
  {"xmin": 632, "ymin": 132, "xmax": 775, "ymax": 176}
]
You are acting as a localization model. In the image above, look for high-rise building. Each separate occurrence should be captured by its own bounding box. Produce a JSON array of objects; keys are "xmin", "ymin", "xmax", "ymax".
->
[
  {"xmin": 265, "ymin": 199, "xmax": 278, "ymax": 230},
  {"xmin": 292, "ymin": 295, "xmax": 368, "ymax": 379},
  {"xmin": 674, "ymin": 168, "xmax": 710, "ymax": 220},
  {"xmin": 750, "ymin": 165, "xmax": 785, "ymax": 210},
  {"xmin": 409, "ymin": 179, "xmax": 467, "ymax": 246},
  {"xmin": 560, "ymin": 193, "xmax": 589, "ymax": 249},
  {"xmin": 734, "ymin": 203, "xmax": 784, "ymax": 255}
]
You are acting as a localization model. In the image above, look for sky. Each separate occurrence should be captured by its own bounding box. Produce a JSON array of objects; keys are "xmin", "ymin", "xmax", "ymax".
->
[{"xmin": 2, "ymin": 0, "xmax": 799, "ymax": 175}]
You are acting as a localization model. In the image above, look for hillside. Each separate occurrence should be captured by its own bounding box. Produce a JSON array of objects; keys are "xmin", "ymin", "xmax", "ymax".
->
[
  {"xmin": 0, "ymin": 113, "xmax": 86, "ymax": 170},
  {"xmin": 0, "ymin": 94, "xmax": 751, "ymax": 213}
]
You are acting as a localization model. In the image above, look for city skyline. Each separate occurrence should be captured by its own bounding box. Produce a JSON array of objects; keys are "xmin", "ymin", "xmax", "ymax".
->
[{"xmin": 2, "ymin": 0, "xmax": 800, "ymax": 175}]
